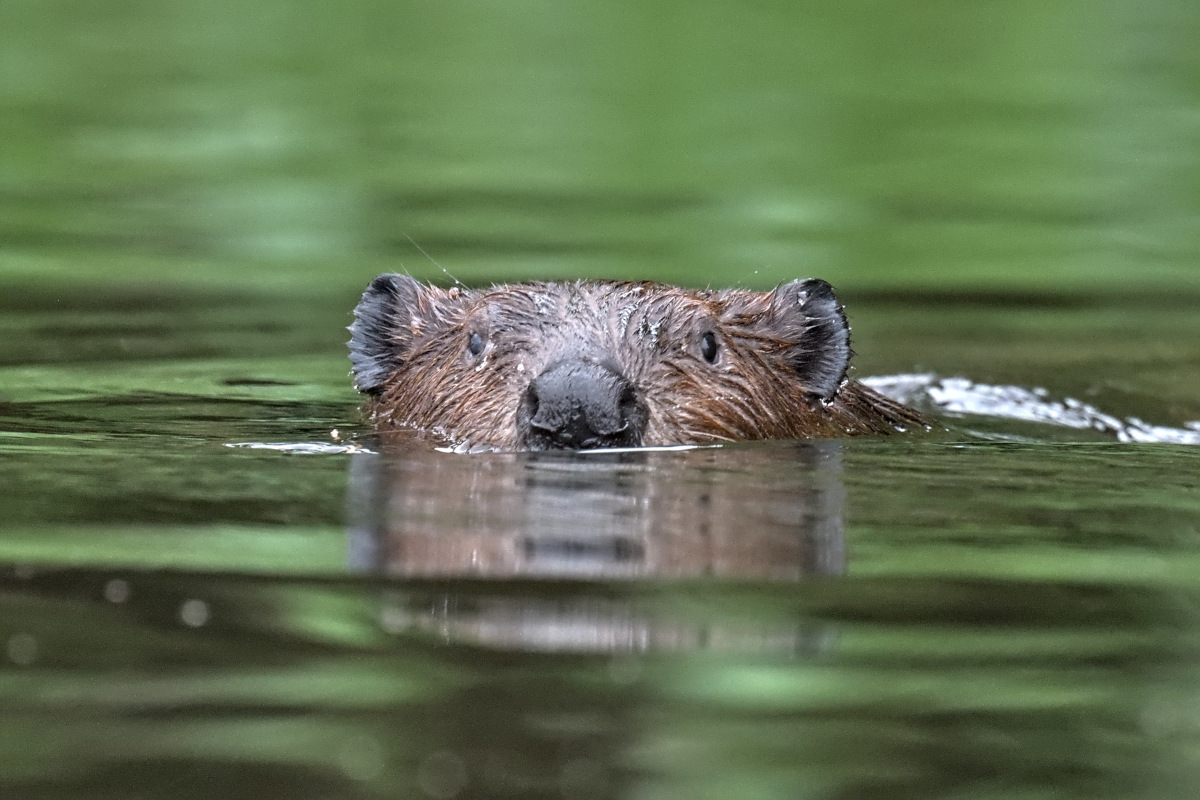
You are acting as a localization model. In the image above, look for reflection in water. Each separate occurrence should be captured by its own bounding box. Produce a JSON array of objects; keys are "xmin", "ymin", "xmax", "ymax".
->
[
  {"xmin": 4, "ymin": 436, "xmax": 1200, "ymax": 799},
  {"xmin": 347, "ymin": 434, "xmax": 846, "ymax": 652}
]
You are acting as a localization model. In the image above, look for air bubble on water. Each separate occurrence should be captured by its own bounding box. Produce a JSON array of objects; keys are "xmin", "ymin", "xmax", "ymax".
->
[
  {"xmin": 7, "ymin": 633, "xmax": 37, "ymax": 666},
  {"xmin": 104, "ymin": 578, "xmax": 131, "ymax": 603},
  {"xmin": 338, "ymin": 732, "xmax": 386, "ymax": 782},
  {"xmin": 180, "ymin": 599, "xmax": 210, "ymax": 628},
  {"xmin": 417, "ymin": 750, "xmax": 468, "ymax": 798}
]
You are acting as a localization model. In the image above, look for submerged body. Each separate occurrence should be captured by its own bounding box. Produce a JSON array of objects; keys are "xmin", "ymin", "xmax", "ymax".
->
[{"xmin": 349, "ymin": 275, "xmax": 925, "ymax": 450}]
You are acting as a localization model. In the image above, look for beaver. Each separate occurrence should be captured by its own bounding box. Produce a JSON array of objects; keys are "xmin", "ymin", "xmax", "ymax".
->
[{"xmin": 348, "ymin": 275, "xmax": 926, "ymax": 450}]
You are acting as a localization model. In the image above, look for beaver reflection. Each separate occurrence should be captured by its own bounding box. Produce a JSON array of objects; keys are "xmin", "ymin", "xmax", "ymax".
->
[{"xmin": 346, "ymin": 433, "xmax": 846, "ymax": 651}]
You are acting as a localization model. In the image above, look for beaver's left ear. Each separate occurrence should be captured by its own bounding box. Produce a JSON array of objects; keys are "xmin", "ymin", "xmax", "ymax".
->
[
  {"xmin": 348, "ymin": 274, "xmax": 465, "ymax": 395},
  {"xmin": 765, "ymin": 279, "xmax": 852, "ymax": 402}
]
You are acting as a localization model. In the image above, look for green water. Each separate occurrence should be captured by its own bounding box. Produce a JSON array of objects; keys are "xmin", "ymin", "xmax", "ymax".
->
[{"xmin": 3, "ymin": 1, "xmax": 1200, "ymax": 798}]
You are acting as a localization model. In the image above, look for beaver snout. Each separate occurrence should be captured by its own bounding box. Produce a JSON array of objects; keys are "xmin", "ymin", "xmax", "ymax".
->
[{"xmin": 520, "ymin": 360, "xmax": 647, "ymax": 450}]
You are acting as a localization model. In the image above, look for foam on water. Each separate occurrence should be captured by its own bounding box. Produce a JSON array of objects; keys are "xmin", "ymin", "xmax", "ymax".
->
[
  {"xmin": 865, "ymin": 373, "xmax": 1200, "ymax": 445},
  {"xmin": 225, "ymin": 442, "xmax": 375, "ymax": 454}
]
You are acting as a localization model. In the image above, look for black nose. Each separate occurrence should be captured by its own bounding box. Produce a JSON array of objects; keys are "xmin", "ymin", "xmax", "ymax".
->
[{"xmin": 521, "ymin": 360, "xmax": 646, "ymax": 450}]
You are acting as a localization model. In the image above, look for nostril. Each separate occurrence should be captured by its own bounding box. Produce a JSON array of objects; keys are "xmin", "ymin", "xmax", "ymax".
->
[
  {"xmin": 618, "ymin": 383, "xmax": 637, "ymax": 413},
  {"xmin": 605, "ymin": 384, "xmax": 637, "ymax": 434},
  {"xmin": 523, "ymin": 383, "xmax": 541, "ymax": 420}
]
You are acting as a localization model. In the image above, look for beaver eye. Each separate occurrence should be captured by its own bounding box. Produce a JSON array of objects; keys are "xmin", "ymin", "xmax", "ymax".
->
[
  {"xmin": 467, "ymin": 331, "xmax": 485, "ymax": 357},
  {"xmin": 700, "ymin": 331, "xmax": 719, "ymax": 364}
]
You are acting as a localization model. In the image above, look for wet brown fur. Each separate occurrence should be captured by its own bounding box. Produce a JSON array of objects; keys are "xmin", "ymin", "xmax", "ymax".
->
[{"xmin": 360, "ymin": 279, "xmax": 926, "ymax": 449}]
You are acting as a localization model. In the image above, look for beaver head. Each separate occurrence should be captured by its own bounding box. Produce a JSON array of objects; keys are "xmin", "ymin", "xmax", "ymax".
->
[{"xmin": 349, "ymin": 276, "xmax": 920, "ymax": 450}]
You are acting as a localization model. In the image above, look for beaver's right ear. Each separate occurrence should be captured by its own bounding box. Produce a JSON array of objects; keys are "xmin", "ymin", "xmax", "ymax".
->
[
  {"xmin": 764, "ymin": 279, "xmax": 853, "ymax": 403},
  {"xmin": 348, "ymin": 274, "xmax": 460, "ymax": 395}
]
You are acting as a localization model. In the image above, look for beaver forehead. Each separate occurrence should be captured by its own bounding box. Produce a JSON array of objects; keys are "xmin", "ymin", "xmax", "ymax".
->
[{"xmin": 471, "ymin": 281, "xmax": 717, "ymax": 340}]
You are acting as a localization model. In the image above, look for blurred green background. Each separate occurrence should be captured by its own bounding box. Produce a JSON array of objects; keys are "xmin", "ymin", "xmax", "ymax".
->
[
  {"xmin": 4, "ymin": 4, "xmax": 1200, "ymax": 799},
  {"xmin": 4, "ymin": 0, "xmax": 1200, "ymax": 300}
]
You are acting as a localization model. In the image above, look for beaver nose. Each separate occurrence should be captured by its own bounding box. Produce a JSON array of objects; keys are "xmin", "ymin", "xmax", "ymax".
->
[{"xmin": 522, "ymin": 360, "xmax": 646, "ymax": 450}]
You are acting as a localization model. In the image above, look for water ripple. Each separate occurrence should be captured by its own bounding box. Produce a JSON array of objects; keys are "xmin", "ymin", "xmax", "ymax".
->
[{"xmin": 866, "ymin": 374, "xmax": 1200, "ymax": 445}]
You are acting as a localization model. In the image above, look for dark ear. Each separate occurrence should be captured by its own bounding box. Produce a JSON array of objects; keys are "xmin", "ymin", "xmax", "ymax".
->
[
  {"xmin": 348, "ymin": 274, "xmax": 452, "ymax": 395},
  {"xmin": 767, "ymin": 279, "xmax": 852, "ymax": 402}
]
